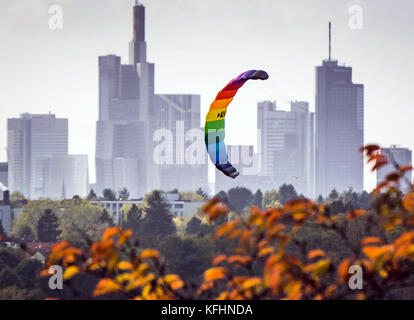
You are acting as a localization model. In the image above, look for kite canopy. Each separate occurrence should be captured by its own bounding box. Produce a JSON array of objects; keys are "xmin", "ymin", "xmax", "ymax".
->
[{"xmin": 205, "ymin": 69, "xmax": 269, "ymax": 178}]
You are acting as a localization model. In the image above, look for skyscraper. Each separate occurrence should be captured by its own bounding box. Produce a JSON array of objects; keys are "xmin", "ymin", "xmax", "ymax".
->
[
  {"xmin": 96, "ymin": 2, "xmax": 206, "ymax": 196},
  {"xmin": 96, "ymin": 2, "xmax": 154, "ymax": 197},
  {"xmin": 0, "ymin": 163, "xmax": 7, "ymax": 188},
  {"xmin": 315, "ymin": 24, "xmax": 364, "ymax": 196},
  {"xmin": 377, "ymin": 146, "xmax": 412, "ymax": 189},
  {"xmin": 43, "ymin": 154, "xmax": 89, "ymax": 199},
  {"xmin": 7, "ymin": 113, "xmax": 68, "ymax": 198},
  {"xmin": 151, "ymin": 94, "xmax": 208, "ymax": 192},
  {"xmin": 129, "ymin": 1, "xmax": 147, "ymax": 65},
  {"xmin": 257, "ymin": 101, "xmax": 315, "ymax": 197},
  {"xmin": 96, "ymin": 120, "xmax": 148, "ymax": 198}
]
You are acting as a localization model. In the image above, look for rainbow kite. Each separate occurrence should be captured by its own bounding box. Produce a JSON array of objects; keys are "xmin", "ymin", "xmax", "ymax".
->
[{"xmin": 205, "ymin": 69, "xmax": 269, "ymax": 178}]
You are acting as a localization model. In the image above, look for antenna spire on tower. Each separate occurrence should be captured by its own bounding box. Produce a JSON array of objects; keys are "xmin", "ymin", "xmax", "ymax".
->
[{"xmin": 329, "ymin": 21, "xmax": 332, "ymax": 61}]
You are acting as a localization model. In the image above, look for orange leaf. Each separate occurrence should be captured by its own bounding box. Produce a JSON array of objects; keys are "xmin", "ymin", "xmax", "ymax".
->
[
  {"xmin": 117, "ymin": 229, "xmax": 133, "ymax": 246},
  {"xmin": 63, "ymin": 266, "xmax": 80, "ymax": 280},
  {"xmin": 140, "ymin": 249, "xmax": 159, "ymax": 260},
  {"xmin": 337, "ymin": 258, "xmax": 352, "ymax": 283},
  {"xmin": 304, "ymin": 259, "xmax": 330, "ymax": 275},
  {"xmin": 403, "ymin": 193, "xmax": 414, "ymax": 212},
  {"xmin": 307, "ymin": 249, "xmax": 325, "ymax": 259},
  {"xmin": 50, "ymin": 241, "xmax": 70, "ymax": 252},
  {"xmin": 242, "ymin": 277, "xmax": 261, "ymax": 290},
  {"xmin": 93, "ymin": 279, "xmax": 121, "ymax": 297},
  {"xmin": 400, "ymin": 165, "xmax": 413, "ymax": 173},
  {"xmin": 346, "ymin": 209, "xmax": 366, "ymax": 221},
  {"xmin": 361, "ymin": 237, "xmax": 383, "ymax": 246},
  {"xmin": 117, "ymin": 261, "xmax": 133, "ymax": 270},
  {"xmin": 362, "ymin": 245, "xmax": 393, "ymax": 261},
  {"xmin": 215, "ymin": 220, "xmax": 240, "ymax": 239},
  {"xmin": 227, "ymin": 255, "xmax": 251, "ymax": 265},
  {"xmin": 204, "ymin": 267, "xmax": 228, "ymax": 282},
  {"xmin": 394, "ymin": 232, "xmax": 414, "ymax": 247},
  {"xmin": 386, "ymin": 172, "xmax": 400, "ymax": 182},
  {"xmin": 212, "ymin": 254, "xmax": 227, "ymax": 266},
  {"xmin": 361, "ymin": 144, "xmax": 380, "ymax": 155},
  {"xmin": 258, "ymin": 246, "xmax": 275, "ymax": 258},
  {"xmin": 372, "ymin": 159, "xmax": 388, "ymax": 171},
  {"xmin": 102, "ymin": 227, "xmax": 121, "ymax": 241},
  {"xmin": 163, "ymin": 274, "xmax": 184, "ymax": 291}
]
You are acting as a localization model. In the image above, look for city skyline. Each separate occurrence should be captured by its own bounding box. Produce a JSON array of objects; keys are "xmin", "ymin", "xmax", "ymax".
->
[{"xmin": 1, "ymin": 0, "xmax": 414, "ymax": 192}]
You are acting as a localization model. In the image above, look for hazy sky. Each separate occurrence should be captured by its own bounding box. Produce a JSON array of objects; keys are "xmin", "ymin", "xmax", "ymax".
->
[{"xmin": 1, "ymin": 0, "xmax": 413, "ymax": 191}]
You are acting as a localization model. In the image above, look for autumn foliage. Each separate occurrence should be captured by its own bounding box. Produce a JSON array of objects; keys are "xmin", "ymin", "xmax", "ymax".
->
[{"xmin": 42, "ymin": 144, "xmax": 414, "ymax": 299}]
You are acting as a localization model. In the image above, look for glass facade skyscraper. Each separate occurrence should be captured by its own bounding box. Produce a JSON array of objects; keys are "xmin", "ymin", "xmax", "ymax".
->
[
  {"xmin": 7, "ymin": 113, "xmax": 68, "ymax": 198},
  {"xmin": 95, "ymin": 2, "xmax": 207, "ymax": 197},
  {"xmin": 377, "ymin": 146, "xmax": 412, "ymax": 190},
  {"xmin": 257, "ymin": 101, "xmax": 315, "ymax": 197},
  {"xmin": 315, "ymin": 59, "xmax": 364, "ymax": 196}
]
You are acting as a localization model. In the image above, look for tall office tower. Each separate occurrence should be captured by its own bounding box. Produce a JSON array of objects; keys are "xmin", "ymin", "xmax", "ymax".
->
[
  {"xmin": 315, "ymin": 23, "xmax": 364, "ymax": 196},
  {"xmin": 377, "ymin": 146, "xmax": 412, "ymax": 189},
  {"xmin": 214, "ymin": 145, "xmax": 269, "ymax": 193},
  {"xmin": 98, "ymin": 56, "xmax": 141, "ymax": 121},
  {"xmin": 150, "ymin": 94, "xmax": 208, "ymax": 192},
  {"xmin": 129, "ymin": 1, "xmax": 147, "ymax": 65},
  {"xmin": 0, "ymin": 163, "xmax": 8, "ymax": 188},
  {"xmin": 7, "ymin": 113, "xmax": 68, "ymax": 199},
  {"xmin": 96, "ymin": 2, "xmax": 154, "ymax": 197},
  {"xmin": 128, "ymin": 1, "xmax": 154, "ymax": 121},
  {"xmin": 96, "ymin": 120, "xmax": 147, "ymax": 198},
  {"xmin": 257, "ymin": 101, "xmax": 315, "ymax": 197},
  {"xmin": 43, "ymin": 155, "xmax": 89, "ymax": 199}
]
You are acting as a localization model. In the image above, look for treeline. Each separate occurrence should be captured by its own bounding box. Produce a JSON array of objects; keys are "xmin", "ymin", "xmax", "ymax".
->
[{"xmin": 1, "ymin": 183, "xmax": 374, "ymax": 299}]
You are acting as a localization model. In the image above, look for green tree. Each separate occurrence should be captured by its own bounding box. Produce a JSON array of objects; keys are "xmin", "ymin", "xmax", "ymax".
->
[
  {"xmin": 357, "ymin": 191, "xmax": 372, "ymax": 208},
  {"xmin": 252, "ymin": 189, "xmax": 263, "ymax": 208},
  {"xmin": 36, "ymin": 209, "xmax": 60, "ymax": 242},
  {"xmin": 328, "ymin": 189, "xmax": 339, "ymax": 201},
  {"xmin": 179, "ymin": 192, "xmax": 204, "ymax": 202},
  {"xmin": 87, "ymin": 189, "xmax": 97, "ymax": 201},
  {"xmin": 15, "ymin": 259, "xmax": 43, "ymax": 289},
  {"xmin": 196, "ymin": 188, "xmax": 209, "ymax": 200},
  {"xmin": 99, "ymin": 209, "xmax": 114, "ymax": 227},
  {"xmin": 317, "ymin": 195, "xmax": 324, "ymax": 203},
  {"xmin": 227, "ymin": 187, "xmax": 253, "ymax": 214},
  {"xmin": 18, "ymin": 226, "xmax": 35, "ymax": 242},
  {"xmin": 122, "ymin": 204, "xmax": 143, "ymax": 234},
  {"xmin": 9, "ymin": 191, "xmax": 27, "ymax": 208},
  {"xmin": 158, "ymin": 235, "xmax": 215, "ymax": 281},
  {"xmin": 341, "ymin": 188, "xmax": 358, "ymax": 205},
  {"xmin": 328, "ymin": 199, "xmax": 346, "ymax": 215},
  {"xmin": 0, "ymin": 267, "xmax": 22, "ymax": 290},
  {"xmin": 278, "ymin": 184, "xmax": 298, "ymax": 204},
  {"xmin": 186, "ymin": 216, "xmax": 202, "ymax": 235},
  {"xmin": 102, "ymin": 188, "xmax": 117, "ymax": 201},
  {"xmin": 12, "ymin": 199, "xmax": 60, "ymax": 239},
  {"xmin": 262, "ymin": 189, "xmax": 280, "ymax": 208},
  {"xmin": 0, "ymin": 248, "xmax": 24, "ymax": 268},
  {"xmin": 142, "ymin": 191, "xmax": 176, "ymax": 240},
  {"xmin": 59, "ymin": 201, "xmax": 102, "ymax": 247},
  {"xmin": 118, "ymin": 187, "xmax": 130, "ymax": 201}
]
